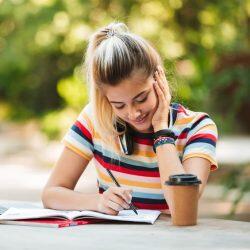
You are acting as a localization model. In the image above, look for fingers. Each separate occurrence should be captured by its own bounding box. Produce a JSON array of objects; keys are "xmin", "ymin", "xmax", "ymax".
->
[
  {"xmin": 154, "ymin": 67, "xmax": 168, "ymax": 95},
  {"xmin": 154, "ymin": 81, "xmax": 165, "ymax": 107},
  {"xmin": 107, "ymin": 200, "xmax": 124, "ymax": 212},
  {"xmin": 102, "ymin": 187, "xmax": 133, "ymax": 214},
  {"xmin": 112, "ymin": 187, "xmax": 132, "ymax": 204},
  {"xmin": 102, "ymin": 205, "xmax": 119, "ymax": 216},
  {"xmin": 109, "ymin": 193, "xmax": 130, "ymax": 210},
  {"xmin": 154, "ymin": 65, "xmax": 171, "ymax": 103}
]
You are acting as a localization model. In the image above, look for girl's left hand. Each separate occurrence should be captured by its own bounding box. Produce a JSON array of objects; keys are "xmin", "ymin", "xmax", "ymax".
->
[{"xmin": 152, "ymin": 65, "xmax": 171, "ymax": 132}]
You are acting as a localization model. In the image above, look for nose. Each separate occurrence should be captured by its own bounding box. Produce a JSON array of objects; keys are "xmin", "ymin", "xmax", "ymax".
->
[{"xmin": 127, "ymin": 106, "xmax": 142, "ymax": 121}]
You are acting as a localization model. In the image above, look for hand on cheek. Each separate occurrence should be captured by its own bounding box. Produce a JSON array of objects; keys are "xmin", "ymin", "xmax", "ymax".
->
[{"xmin": 151, "ymin": 65, "xmax": 171, "ymax": 131}]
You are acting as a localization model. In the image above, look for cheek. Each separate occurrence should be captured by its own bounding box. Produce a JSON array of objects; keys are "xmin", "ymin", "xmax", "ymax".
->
[
  {"xmin": 146, "ymin": 93, "xmax": 158, "ymax": 112},
  {"xmin": 112, "ymin": 107, "xmax": 125, "ymax": 120}
]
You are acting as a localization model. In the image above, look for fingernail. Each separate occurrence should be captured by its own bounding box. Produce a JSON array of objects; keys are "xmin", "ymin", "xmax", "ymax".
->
[{"xmin": 128, "ymin": 194, "xmax": 132, "ymax": 203}]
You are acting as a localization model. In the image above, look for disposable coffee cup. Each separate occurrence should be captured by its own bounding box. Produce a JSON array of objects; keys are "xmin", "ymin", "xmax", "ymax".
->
[{"xmin": 165, "ymin": 174, "xmax": 201, "ymax": 226}]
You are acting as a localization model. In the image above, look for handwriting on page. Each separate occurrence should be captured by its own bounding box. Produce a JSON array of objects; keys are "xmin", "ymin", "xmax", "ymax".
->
[{"xmin": 118, "ymin": 210, "xmax": 157, "ymax": 219}]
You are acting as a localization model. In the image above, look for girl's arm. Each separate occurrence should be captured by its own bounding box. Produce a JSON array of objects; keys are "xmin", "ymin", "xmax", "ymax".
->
[
  {"xmin": 182, "ymin": 157, "xmax": 211, "ymax": 199},
  {"xmin": 154, "ymin": 141, "xmax": 210, "ymax": 199},
  {"xmin": 152, "ymin": 65, "xmax": 211, "ymax": 205},
  {"xmin": 42, "ymin": 147, "xmax": 132, "ymax": 214},
  {"xmin": 42, "ymin": 146, "xmax": 100, "ymax": 211}
]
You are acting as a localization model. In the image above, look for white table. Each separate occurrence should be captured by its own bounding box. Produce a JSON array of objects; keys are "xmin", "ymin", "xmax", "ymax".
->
[{"xmin": 0, "ymin": 200, "xmax": 249, "ymax": 250}]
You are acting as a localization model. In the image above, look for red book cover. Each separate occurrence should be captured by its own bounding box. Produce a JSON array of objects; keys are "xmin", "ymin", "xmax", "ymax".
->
[{"xmin": 0, "ymin": 218, "xmax": 106, "ymax": 228}]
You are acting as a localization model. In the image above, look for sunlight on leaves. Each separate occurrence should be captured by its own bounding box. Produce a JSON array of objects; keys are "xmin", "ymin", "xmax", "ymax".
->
[
  {"xmin": 169, "ymin": 0, "xmax": 183, "ymax": 9},
  {"xmin": 130, "ymin": 17, "xmax": 160, "ymax": 37},
  {"xmin": 201, "ymin": 31, "xmax": 215, "ymax": 49},
  {"xmin": 220, "ymin": 22, "xmax": 237, "ymax": 43},
  {"xmin": 177, "ymin": 83, "xmax": 192, "ymax": 101},
  {"xmin": 52, "ymin": 11, "xmax": 70, "ymax": 35},
  {"xmin": 198, "ymin": 9, "xmax": 218, "ymax": 26},
  {"xmin": 30, "ymin": 0, "xmax": 55, "ymax": 7},
  {"xmin": 57, "ymin": 73, "xmax": 88, "ymax": 110},
  {"xmin": 161, "ymin": 41, "xmax": 185, "ymax": 59},
  {"xmin": 40, "ymin": 108, "xmax": 77, "ymax": 139},
  {"xmin": 176, "ymin": 60, "xmax": 196, "ymax": 78},
  {"xmin": 35, "ymin": 26, "xmax": 55, "ymax": 47}
]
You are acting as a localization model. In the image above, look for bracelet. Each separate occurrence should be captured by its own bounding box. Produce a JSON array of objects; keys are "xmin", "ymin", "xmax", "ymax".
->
[
  {"xmin": 153, "ymin": 129, "xmax": 177, "ymax": 141},
  {"xmin": 154, "ymin": 136, "xmax": 174, "ymax": 145},
  {"xmin": 153, "ymin": 136, "xmax": 175, "ymax": 153}
]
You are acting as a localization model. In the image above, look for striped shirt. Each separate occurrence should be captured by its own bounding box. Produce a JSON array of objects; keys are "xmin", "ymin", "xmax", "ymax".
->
[{"xmin": 62, "ymin": 102, "xmax": 218, "ymax": 211}]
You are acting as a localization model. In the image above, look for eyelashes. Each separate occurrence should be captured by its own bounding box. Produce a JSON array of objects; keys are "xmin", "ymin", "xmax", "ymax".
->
[
  {"xmin": 115, "ymin": 96, "xmax": 148, "ymax": 110},
  {"xmin": 115, "ymin": 106, "xmax": 125, "ymax": 110},
  {"xmin": 137, "ymin": 96, "xmax": 148, "ymax": 103}
]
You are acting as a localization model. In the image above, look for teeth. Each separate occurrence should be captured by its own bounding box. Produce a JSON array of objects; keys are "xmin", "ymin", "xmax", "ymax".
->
[{"xmin": 136, "ymin": 114, "xmax": 146, "ymax": 122}]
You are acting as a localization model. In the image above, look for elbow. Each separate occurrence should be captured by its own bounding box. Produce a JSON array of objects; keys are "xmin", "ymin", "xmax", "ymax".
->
[
  {"xmin": 198, "ymin": 190, "xmax": 204, "ymax": 200},
  {"xmin": 198, "ymin": 184, "xmax": 206, "ymax": 200},
  {"xmin": 198, "ymin": 192, "xmax": 202, "ymax": 200},
  {"xmin": 41, "ymin": 187, "xmax": 52, "ymax": 209}
]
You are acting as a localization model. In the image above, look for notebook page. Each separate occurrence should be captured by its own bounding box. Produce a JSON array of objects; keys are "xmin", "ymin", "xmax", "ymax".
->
[
  {"xmin": 76, "ymin": 209, "xmax": 161, "ymax": 224},
  {"xmin": 0, "ymin": 207, "xmax": 78, "ymax": 220},
  {"xmin": 0, "ymin": 208, "xmax": 161, "ymax": 224}
]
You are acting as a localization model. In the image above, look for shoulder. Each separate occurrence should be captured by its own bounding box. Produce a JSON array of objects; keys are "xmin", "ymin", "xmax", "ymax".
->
[
  {"xmin": 76, "ymin": 102, "xmax": 96, "ymax": 134},
  {"xmin": 173, "ymin": 103, "xmax": 218, "ymax": 171},
  {"xmin": 78, "ymin": 102, "xmax": 93, "ymax": 117},
  {"xmin": 172, "ymin": 102, "xmax": 217, "ymax": 129},
  {"xmin": 77, "ymin": 102, "xmax": 95, "ymax": 122}
]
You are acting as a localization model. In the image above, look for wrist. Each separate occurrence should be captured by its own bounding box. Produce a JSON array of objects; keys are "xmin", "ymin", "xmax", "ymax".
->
[
  {"xmin": 88, "ymin": 193, "xmax": 102, "ymax": 212},
  {"xmin": 153, "ymin": 122, "xmax": 169, "ymax": 132},
  {"xmin": 153, "ymin": 136, "xmax": 175, "ymax": 153}
]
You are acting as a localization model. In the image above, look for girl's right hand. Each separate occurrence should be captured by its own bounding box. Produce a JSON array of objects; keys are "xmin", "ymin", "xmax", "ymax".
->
[{"xmin": 97, "ymin": 187, "xmax": 133, "ymax": 215}]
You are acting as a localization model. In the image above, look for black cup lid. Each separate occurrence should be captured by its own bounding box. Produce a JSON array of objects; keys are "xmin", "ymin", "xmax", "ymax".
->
[{"xmin": 165, "ymin": 174, "xmax": 202, "ymax": 186}]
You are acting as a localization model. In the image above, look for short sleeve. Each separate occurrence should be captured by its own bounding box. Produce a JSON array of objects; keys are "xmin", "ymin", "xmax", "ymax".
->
[
  {"xmin": 61, "ymin": 104, "xmax": 94, "ymax": 161},
  {"xmin": 182, "ymin": 114, "xmax": 218, "ymax": 171}
]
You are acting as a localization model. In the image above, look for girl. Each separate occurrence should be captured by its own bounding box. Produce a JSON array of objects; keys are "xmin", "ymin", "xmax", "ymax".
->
[{"xmin": 42, "ymin": 22, "xmax": 218, "ymax": 216}]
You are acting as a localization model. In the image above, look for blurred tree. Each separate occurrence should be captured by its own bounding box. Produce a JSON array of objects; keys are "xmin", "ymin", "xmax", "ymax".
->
[{"xmin": 0, "ymin": 0, "xmax": 248, "ymax": 136}]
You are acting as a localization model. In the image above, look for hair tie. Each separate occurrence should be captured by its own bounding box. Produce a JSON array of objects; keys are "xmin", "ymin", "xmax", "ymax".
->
[{"xmin": 106, "ymin": 29, "xmax": 116, "ymax": 38}]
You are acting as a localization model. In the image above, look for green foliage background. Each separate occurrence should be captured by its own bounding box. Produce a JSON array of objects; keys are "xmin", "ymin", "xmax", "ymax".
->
[{"xmin": 0, "ymin": 0, "xmax": 249, "ymax": 139}]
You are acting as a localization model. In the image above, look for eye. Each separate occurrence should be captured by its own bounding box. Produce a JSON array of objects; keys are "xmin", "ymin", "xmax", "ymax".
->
[
  {"xmin": 114, "ymin": 95, "xmax": 148, "ymax": 109},
  {"xmin": 136, "ymin": 96, "xmax": 148, "ymax": 103},
  {"xmin": 115, "ymin": 105, "xmax": 125, "ymax": 110}
]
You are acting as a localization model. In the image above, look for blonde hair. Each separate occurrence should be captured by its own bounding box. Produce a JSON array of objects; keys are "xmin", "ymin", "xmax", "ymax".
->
[{"xmin": 83, "ymin": 21, "xmax": 165, "ymax": 157}]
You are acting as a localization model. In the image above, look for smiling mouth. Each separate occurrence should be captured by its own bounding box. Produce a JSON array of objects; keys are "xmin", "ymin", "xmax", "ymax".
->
[{"xmin": 133, "ymin": 113, "xmax": 149, "ymax": 123}]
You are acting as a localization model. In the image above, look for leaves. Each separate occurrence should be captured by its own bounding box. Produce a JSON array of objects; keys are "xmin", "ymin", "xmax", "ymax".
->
[{"xmin": 0, "ymin": 0, "xmax": 248, "ymax": 135}]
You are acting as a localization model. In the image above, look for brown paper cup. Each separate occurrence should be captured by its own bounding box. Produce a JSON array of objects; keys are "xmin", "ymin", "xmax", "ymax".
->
[{"xmin": 165, "ymin": 174, "xmax": 201, "ymax": 226}]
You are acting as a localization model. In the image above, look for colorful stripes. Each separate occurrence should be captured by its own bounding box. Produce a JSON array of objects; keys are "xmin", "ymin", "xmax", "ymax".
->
[{"xmin": 62, "ymin": 102, "xmax": 218, "ymax": 210}]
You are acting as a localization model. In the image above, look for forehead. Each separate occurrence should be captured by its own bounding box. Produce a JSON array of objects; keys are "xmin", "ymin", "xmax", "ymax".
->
[{"xmin": 103, "ymin": 71, "xmax": 153, "ymax": 100}]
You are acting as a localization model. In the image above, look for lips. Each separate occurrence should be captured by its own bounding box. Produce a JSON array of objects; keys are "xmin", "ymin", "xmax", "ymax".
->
[
  {"xmin": 136, "ymin": 114, "xmax": 147, "ymax": 122},
  {"xmin": 133, "ymin": 113, "xmax": 148, "ymax": 124}
]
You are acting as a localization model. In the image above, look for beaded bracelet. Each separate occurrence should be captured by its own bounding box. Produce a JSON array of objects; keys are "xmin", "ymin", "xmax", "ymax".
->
[
  {"xmin": 153, "ymin": 129, "xmax": 177, "ymax": 141},
  {"xmin": 154, "ymin": 136, "xmax": 175, "ymax": 147},
  {"xmin": 153, "ymin": 136, "xmax": 175, "ymax": 153},
  {"xmin": 154, "ymin": 136, "xmax": 174, "ymax": 145}
]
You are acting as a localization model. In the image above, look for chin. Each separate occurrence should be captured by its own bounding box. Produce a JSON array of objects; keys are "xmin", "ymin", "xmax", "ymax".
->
[
  {"xmin": 128, "ymin": 112, "xmax": 154, "ymax": 133},
  {"xmin": 131, "ymin": 122, "xmax": 153, "ymax": 133}
]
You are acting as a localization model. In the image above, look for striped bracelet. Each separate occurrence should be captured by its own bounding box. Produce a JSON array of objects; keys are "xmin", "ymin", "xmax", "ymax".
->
[
  {"xmin": 154, "ymin": 136, "xmax": 174, "ymax": 144},
  {"xmin": 153, "ymin": 136, "xmax": 175, "ymax": 153}
]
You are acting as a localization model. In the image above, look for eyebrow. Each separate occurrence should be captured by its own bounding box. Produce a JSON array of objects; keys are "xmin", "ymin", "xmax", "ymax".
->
[{"xmin": 109, "ymin": 90, "xmax": 148, "ymax": 104}]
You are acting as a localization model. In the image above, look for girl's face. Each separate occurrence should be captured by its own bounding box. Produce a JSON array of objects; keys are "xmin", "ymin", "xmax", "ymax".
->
[{"xmin": 103, "ymin": 70, "xmax": 158, "ymax": 133}]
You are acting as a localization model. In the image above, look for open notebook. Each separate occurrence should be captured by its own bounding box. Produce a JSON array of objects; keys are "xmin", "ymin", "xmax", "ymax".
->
[{"xmin": 0, "ymin": 207, "xmax": 161, "ymax": 227}]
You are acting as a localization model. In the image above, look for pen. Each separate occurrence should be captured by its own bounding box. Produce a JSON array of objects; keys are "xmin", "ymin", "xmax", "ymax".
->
[{"xmin": 105, "ymin": 168, "xmax": 138, "ymax": 215}]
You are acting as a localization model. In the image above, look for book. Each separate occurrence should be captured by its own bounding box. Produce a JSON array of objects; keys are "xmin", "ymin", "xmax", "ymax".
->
[
  {"xmin": 0, "ymin": 207, "xmax": 161, "ymax": 228},
  {"xmin": 0, "ymin": 218, "xmax": 106, "ymax": 228}
]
